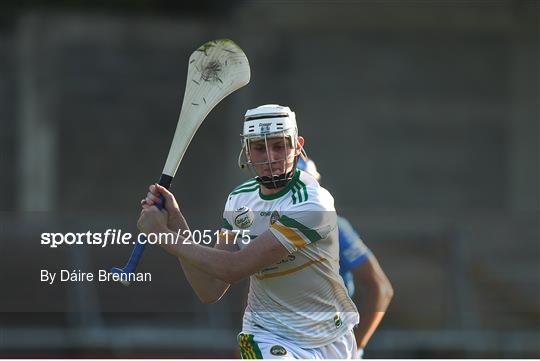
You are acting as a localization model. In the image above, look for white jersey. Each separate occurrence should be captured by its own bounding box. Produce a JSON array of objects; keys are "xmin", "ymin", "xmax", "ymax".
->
[{"xmin": 222, "ymin": 169, "xmax": 359, "ymax": 348}]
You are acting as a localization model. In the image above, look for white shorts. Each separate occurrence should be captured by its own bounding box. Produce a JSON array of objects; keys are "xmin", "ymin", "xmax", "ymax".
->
[{"xmin": 237, "ymin": 329, "xmax": 357, "ymax": 359}]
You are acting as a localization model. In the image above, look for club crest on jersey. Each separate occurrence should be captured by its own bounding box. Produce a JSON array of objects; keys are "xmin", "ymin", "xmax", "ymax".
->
[
  {"xmin": 270, "ymin": 345, "xmax": 287, "ymax": 356},
  {"xmin": 234, "ymin": 206, "xmax": 254, "ymax": 229},
  {"xmin": 270, "ymin": 210, "xmax": 280, "ymax": 225}
]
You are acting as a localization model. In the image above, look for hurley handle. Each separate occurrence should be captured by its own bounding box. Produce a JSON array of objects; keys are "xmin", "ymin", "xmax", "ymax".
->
[{"xmin": 110, "ymin": 174, "xmax": 172, "ymax": 286}]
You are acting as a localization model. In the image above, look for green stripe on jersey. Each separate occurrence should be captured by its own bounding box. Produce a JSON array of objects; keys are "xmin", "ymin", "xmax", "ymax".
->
[
  {"xmin": 295, "ymin": 183, "xmax": 304, "ymax": 203},
  {"xmin": 232, "ymin": 179, "xmax": 258, "ymax": 192},
  {"xmin": 292, "ymin": 182, "xmax": 308, "ymax": 205},
  {"xmin": 231, "ymin": 185, "xmax": 259, "ymax": 195},
  {"xmin": 298, "ymin": 179, "xmax": 308, "ymax": 201},
  {"xmin": 279, "ymin": 215, "xmax": 323, "ymax": 243},
  {"xmin": 222, "ymin": 218, "xmax": 233, "ymax": 230}
]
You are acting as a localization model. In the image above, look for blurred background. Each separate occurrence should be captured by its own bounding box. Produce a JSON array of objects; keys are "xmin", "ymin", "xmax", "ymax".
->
[{"xmin": 0, "ymin": 0, "xmax": 538, "ymax": 358}]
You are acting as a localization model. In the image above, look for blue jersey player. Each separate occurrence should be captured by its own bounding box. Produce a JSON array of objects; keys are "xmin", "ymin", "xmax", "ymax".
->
[
  {"xmin": 337, "ymin": 216, "xmax": 370, "ymax": 296},
  {"xmin": 297, "ymin": 157, "xmax": 394, "ymax": 358}
]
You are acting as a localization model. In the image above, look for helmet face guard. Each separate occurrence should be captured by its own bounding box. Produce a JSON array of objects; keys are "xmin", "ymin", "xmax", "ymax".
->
[
  {"xmin": 237, "ymin": 105, "xmax": 305, "ymax": 189},
  {"xmin": 243, "ymin": 133, "xmax": 299, "ymax": 189}
]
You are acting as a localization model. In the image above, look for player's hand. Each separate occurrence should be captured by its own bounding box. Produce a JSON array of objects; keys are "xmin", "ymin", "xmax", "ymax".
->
[
  {"xmin": 141, "ymin": 184, "xmax": 184, "ymax": 232},
  {"xmin": 137, "ymin": 206, "xmax": 169, "ymax": 235},
  {"xmin": 141, "ymin": 184, "xmax": 168, "ymax": 208}
]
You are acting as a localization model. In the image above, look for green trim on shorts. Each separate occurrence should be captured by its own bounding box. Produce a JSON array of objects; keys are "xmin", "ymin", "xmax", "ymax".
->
[{"xmin": 238, "ymin": 333, "xmax": 263, "ymax": 359}]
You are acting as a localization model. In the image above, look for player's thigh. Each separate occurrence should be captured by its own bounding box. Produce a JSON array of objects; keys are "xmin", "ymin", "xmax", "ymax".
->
[{"xmin": 317, "ymin": 329, "xmax": 356, "ymax": 359}]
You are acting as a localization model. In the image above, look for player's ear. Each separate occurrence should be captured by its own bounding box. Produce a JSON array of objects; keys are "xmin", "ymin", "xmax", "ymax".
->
[{"xmin": 296, "ymin": 136, "xmax": 305, "ymax": 152}]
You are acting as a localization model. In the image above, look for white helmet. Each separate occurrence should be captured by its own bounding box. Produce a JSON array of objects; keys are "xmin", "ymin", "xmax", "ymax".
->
[
  {"xmin": 238, "ymin": 104, "xmax": 305, "ymax": 188},
  {"xmin": 242, "ymin": 104, "xmax": 298, "ymax": 141}
]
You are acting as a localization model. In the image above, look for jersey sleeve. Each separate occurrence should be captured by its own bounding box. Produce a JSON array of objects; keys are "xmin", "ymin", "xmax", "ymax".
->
[
  {"xmin": 269, "ymin": 188, "xmax": 337, "ymax": 253},
  {"xmin": 338, "ymin": 216, "xmax": 371, "ymax": 272},
  {"xmin": 221, "ymin": 197, "xmax": 234, "ymax": 231}
]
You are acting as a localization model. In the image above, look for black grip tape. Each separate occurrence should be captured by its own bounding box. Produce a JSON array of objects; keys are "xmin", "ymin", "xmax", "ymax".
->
[{"xmin": 158, "ymin": 174, "xmax": 173, "ymax": 189}]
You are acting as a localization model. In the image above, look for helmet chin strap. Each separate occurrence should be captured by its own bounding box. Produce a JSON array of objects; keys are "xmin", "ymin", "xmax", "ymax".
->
[
  {"xmin": 256, "ymin": 170, "xmax": 294, "ymax": 189},
  {"xmin": 256, "ymin": 156, "xmax": 299, "ymax": 189}
]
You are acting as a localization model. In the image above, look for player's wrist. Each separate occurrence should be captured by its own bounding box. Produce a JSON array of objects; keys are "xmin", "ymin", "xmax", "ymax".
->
[{"xmin": 156, "ymin": 225, "xmax": 172, "ymax": 235}]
